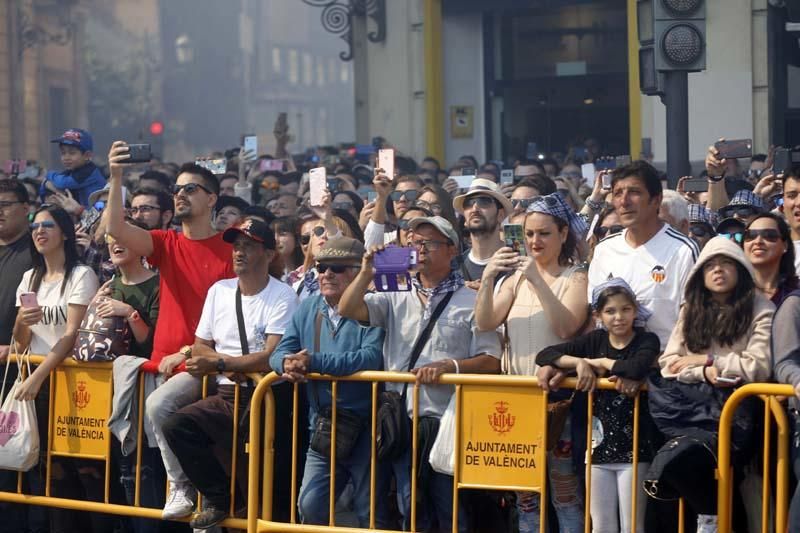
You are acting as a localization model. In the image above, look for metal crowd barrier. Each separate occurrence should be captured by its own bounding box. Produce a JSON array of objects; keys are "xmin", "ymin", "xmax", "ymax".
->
[
  {"xmin": 717, "ymin": 383, "xmax": 794, "ymax": 533},
  {"xmin": 246, "ymin": 371, "xmax": 669, "ymax": 533},
  {"xmin": 0, "ymin": 354, "xmax": 255, "ymax": 530}
]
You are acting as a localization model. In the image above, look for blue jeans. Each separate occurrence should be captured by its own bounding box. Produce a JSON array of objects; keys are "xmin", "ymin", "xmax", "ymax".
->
[
  {"xmin": 517, "ymin": 417, "xmax": 584, "ymax": 533},
  {"xmin": 298, "ymin": 424, "xmax": 372, "ymax": 527},
  {"xmin": 376, "ymin": 442, "xmax": 468, "ymax": 532}
]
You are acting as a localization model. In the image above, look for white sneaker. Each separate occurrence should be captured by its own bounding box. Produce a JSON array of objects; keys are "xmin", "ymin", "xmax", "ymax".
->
[
  {"xmin": 162, "ymin": 483, "xmax": 197, "ymax": 519},
  {"xmin": 696, "ymin": 514, "xmax": 718, "ymax": 533}
]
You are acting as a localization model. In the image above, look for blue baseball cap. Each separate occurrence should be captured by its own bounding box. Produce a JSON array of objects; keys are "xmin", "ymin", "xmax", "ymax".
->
[{"xmin": 50, "ymin": 128, "xmax": 93, "ymax": 152}]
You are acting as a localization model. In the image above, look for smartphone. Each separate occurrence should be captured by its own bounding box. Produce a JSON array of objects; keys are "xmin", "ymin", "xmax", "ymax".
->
[
  {"xmin": 581, "ymin": 163, "xmax": 596, "ymax": 182},
  {"xmin": 127, "ymin": 144, "xmax": 152, "ymax": 164},
  {"xmin": 714, "ymin": 139, "xmax": 753, "ymax": 160},
  {"xmin": 309, "ymin": 167, "xmax": 327, "ymax": 206},
  {"xmin": 601, "ymin": 172, "xmax": 613, "ymax": 190},
  {"xmin": 196, "ymin": 158, "xmax": 227, "ymax": 175},
  {"xmin": 242, "ymin": 134, "xmax": 257, "ymax": 156},
  {"xmin": 716, "ymin": 376, "xmax": 742, "ymax": 385},
  {"xmin": 373, "ymin": 246, "xmax": 414, "ymax": 292},
  {"xmin": 526, "ymin": 142, "xmax": 538, "ymax": 160},
  {"xmin": 367, "ymin": 191, "xmax": 378, "ymax": 203},
  {"xmin": 260, "ymin": 159, "xmax": 284, "ymax": 172},
  {"xmin": 452, "ymin": 175, "xmax": 474, "ymax": 190},
  {"xmin": 19, "ymin": 292, "xmax": 38, "ymax": 308},
  {"xmin": 683, "ymin": 178, "xmax": 709, "ymax": 193},
  {"xmin": 774, "ymin": 148, "xmax": 800, "ymax": 176},
  {"xmin": 500, "ymin": 169, "xmax": 514, "ymax": 185},
  {"xmin": 378, "ymin": 149, "xmax": 395, "ymax": 180},
  {"xmin": 503, "ymin": 224, "xmax": 527, "ymax": 257}
]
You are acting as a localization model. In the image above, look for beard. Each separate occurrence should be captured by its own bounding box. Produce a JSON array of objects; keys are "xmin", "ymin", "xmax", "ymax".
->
[{"xmin": 465, "ymin": 215, "xmax": 498, "ymax": 236}]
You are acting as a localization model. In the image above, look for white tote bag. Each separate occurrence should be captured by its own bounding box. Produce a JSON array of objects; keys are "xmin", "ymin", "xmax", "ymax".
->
[
  {"xmin": 428, "ymin": 392, "xmax": 456, "ymax": 475},
  {"xmin": 0, "ymin": 344, "xmax": 39, "ymax": 471}
]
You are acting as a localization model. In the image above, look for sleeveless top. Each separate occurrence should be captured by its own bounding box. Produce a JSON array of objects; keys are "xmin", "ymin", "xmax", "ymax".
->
[{"xmin": 503, "ymin": 264, "xmax": 584, "ymax": 376}]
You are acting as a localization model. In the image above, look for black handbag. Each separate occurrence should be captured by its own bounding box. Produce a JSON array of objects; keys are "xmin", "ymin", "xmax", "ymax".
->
[
  {"xmin": 308, "ymin": 312, "xmax": 364, "ymax": 460},
  {"xmin": 376, "ymin": 292, "xmax": 454, "ymax": 461}
]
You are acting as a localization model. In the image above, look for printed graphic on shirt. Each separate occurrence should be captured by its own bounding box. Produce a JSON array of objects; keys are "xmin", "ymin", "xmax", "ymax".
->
[{"xmin": 41, "ymin": 305, "xmax": 67, "ymax": 326}]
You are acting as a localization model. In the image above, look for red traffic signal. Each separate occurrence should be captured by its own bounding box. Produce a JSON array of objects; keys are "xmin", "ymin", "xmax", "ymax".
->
[{"xmin": 149, "ymin": 121, "xmax": 164, "ymax": 136}]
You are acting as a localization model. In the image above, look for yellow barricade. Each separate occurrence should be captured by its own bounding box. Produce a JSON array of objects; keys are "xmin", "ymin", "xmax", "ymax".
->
[
  {"xmin": 246, "ymin": 371, "xmax": 662, "ymax": 533},
  {"xmin": 716, "ymin": 383, "xmax": 794, "ymax": 533},
  {"xmin": 0, "ymin": 354, "xmax": 254, "ymax": 530}
]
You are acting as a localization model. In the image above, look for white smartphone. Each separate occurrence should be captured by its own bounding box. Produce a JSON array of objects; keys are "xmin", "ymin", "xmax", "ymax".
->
[
  {"xmin": 452, "ymin": 175, "xmax": 474, "ymax": 190},
  {"xmin": 19, "ymin": 292, "xmax": 38, "ymax": 308},
  {"xmin": 378, "ymin": 149, "xmax": 395, "ymax": 180},
  {"xmin": 243, "ymin": 134, "xmax": 257, "ymax": 156},
  {"xmin": 581, "ymin": 163, "xmax": 595, "ymax": 182},
  {"xmin": 716, "ymin": 376, "xmax": 741, "ymax": 385},
  {"xmin": 601, "ymin": 172, "xmax": 613, "ymax": 190},
  {"xmin": 309, "ymin": 167, "xmax": 327, "ymax": 206},
  {"xmin": 500, "ymin": 169, "xmax": 514, "ymax": 185}
]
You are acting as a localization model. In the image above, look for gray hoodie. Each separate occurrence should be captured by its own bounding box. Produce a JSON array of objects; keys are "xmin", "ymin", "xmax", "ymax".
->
[{"xmin": 772, "ymin": 291, "xmax": 800, "ymax": 409}]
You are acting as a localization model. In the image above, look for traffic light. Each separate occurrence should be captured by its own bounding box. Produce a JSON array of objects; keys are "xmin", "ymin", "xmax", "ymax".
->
[{"xmin": 637, "ymin": 0, "xmax": 706, "ymax": 95}]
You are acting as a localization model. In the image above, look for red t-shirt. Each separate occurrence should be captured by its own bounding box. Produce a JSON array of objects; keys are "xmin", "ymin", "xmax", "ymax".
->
[{"xmin": 147, "ymin": 230, "xmax": 234, "ymax": 363}]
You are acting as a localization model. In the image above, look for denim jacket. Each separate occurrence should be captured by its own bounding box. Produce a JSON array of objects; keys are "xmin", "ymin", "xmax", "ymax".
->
[{"xmin": 269, "ymin": 294, "xmax": 384, "ymax": 418}]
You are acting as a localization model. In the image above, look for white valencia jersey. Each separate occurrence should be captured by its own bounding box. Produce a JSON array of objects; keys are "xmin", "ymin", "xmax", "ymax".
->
[{"xmin": 588, "ymin": 224, "xmax": 698, "ymax": 349}]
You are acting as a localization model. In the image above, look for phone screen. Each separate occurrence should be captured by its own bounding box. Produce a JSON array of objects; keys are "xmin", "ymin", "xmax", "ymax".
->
[
  {"xmin": 378, "ymin": 149, "xmax": 395, "ymax": 180},
  {"xmin": 309, "ymin": 167, "xmax": 327, "ymax": 206},
  {"xmin": 581, "ymin": 163, "xmax": 595, "ymax": 182},
  {"xmin": 243, "ymin": 134, "xmax": 257, "ymax": 156},
  {"xmin": 503, "ymin": 224, "xmax": 527, "ymax": 256},
  {"xmin": 500, "ymin": 169, "xmax": 514, "ymax": 185}
]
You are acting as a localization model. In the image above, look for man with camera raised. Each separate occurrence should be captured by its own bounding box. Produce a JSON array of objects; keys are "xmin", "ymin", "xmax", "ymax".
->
[{"xmin": 340, "ymin": 216, "xmax": 501, "ymax": 532}]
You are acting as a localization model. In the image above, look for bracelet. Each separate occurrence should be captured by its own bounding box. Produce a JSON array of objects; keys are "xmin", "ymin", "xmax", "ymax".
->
[
  {"xmin": 451, "ymin": 358, "xmax": 460, "ymax": 374},
  {"xmin": 702, "ymin": 366, "xmax": 713, "ymax": 385},
  {"xmin": 585, "ymin": 197, "xmax": 604, "ymax": 211}
]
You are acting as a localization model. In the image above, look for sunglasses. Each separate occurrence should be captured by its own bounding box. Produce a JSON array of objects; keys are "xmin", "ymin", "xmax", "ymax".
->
[
  {"xmin": 331, "ymin": 201, "xmax": 354, "ymax": 210},
  {"xmin": 595, "ymin": 224, "xmax": 624, "ymax": 239},
  {"xmin": 390, "ymin": 190, "xmax": 419, "ymax": 202},
  {"xmin": 30, "ymin": 220, "xmax": 57, "ymax": 231},
  {"xmin": 317, "ymin": 263, "xmax": 357, "ymax": 274},
  {"xmin": 300, "ymin": 226, "xmax": 327, "ymax": 245},
  {"xmin": 744, "ymin": 228, "xmax": 782, "ymax": 243},
  {"xmin": 719, "ymin": 206, "xmax": 759, "ymax": 220},
  {"xmin": 511, "ymin": 198, "xmax": 534, "ymax": 209},
  {"xmin": 463, "ymin": 196, "xmax": 497, "ymax": 209},
  {"xmin": 689, "ymin": 225, "xmax": 714, "ymax": 238},
  {"xmin": 173, "ymin": 182, "xmax": 213, "ymax": 196},
  {"xmin": 719, "ymin": 231, "xmax": 744, "ymax": 244}
]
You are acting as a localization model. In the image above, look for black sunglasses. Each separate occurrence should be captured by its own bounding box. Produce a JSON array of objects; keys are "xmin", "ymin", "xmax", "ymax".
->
[
  {"xmin": 300, "ymin": 226, "xmax": 326, "ymax": 245},
  {"xmin": 463, "ymin": 196, "xmax": 497, "ymax": 209},
  {"xmin": 689, "ymin": 225, "xmax": 714, "ymax": 238},
  {"xmin": 719, "ymin": 231, "xmax": 744, "ymax": 244},
  {"xmin": 317, "ymin": 263, "xmax": 357, "ymax": 274},
  {"xmin": 744, "ymin": 228, "xmax": 782, "ymax": 243},
  {"xmin": 595, "ymin": 224, "xmax": 624, "ymax": 239},
  {"xmin": 511, "ymin": 198, "xmax": 534, "ymax": 209},
  {"xmin": 390, "ymin": 190, "xmax": 419, "ymax": 202},
  {"xmin": 719, "ymin": 205, "xmax": 759, "ymax": 220},
  {"xmin": 173, "ymin": 182, "xmax": 213, "ymax": 196}
]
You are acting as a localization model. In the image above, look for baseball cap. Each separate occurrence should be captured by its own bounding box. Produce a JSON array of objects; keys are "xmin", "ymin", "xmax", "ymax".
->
[
  {"xmin": 453, "ymin": 178, "xmax": 514, "ymax": 216},
  {"xmin": 222, "ymin": 218, "xmax": 276, "ymax": 249},
  {"xmin": 51, "ymin": 129, "xmax": 93, "ymax": 152},
  {"xmin": 408, "ymin": 216, "xmax": 460, "ymax": 246}
]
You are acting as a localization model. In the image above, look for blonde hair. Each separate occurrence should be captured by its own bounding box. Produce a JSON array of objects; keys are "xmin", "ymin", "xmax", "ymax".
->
[{"xmin": 302, "ymin": 216, "xmax": 353, "ymax": 270}]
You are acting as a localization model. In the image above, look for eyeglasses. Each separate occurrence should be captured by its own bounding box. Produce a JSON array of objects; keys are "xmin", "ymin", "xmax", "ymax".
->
[
  {"xmin": 744, "ymin": 228, "xmax": 782, "ymax": 243},
  {"xmin": 332, "ymin": 201, "xmax": 354, "ymax": 211},
  {"xmin": 30, "ymin": 220, "xmax": 56, "ymax": 231},
  {"xmin": 410, "ymin": 239, "xmax": 449, "ymax": 251},
  {"xmin": 719, "ymin": 231, "xmax": 744, "ymax": 244},
  {"xmin": 719, "ymin": 205, "xmax": 759, "ymax": 220},
  {"xmin": 398, "ymin": 219, "xmax": 412, "ymax": 230},
  {"xmin": 300, "ymin": 226, "xmax": 326, "ymax": 245},
  {"xmin": 463, "ymin": 196, "xmax": 496, "ymax": 209},
  {"xmin": 173, "ymin": 182, "xmax": 213, "ymax": 196},
  {"xmin": 511, "ymin": 198, "xmax": 534, "ymax": 209},
  {"xmin": 595, "ymin": 224, "xmax": 624, "ymax": 239},
  {"xmin": 689, "ymin": 225, "xmax": 714, "ymax": 238},
  {"xmin": 414, "ymin": 200, "xmax": 441, "ymax": 212},
  {"xmin": 390, "ymin": 190, "xmax": 419, "ymax": 202},
  {"xmin": 128, "ymin": 205, "xmax": 160, "ymax": 215},
  {"xmin": 0, "ymin": 200, "xmax": 24, "ymax": 210},
  {"xmin": 317, "ymin": 263, "xmax": 358, "ymax": 274}
]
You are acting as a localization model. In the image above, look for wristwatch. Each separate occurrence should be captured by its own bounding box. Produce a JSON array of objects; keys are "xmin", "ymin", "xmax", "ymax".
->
[
  {"xmin": 179, "ymin": 345, "xmax": 192, "ymax": 359},
  {"xmin": 705, "ymin": 354, "xmax": 715, "ymax": 367},
  {"xmin": 216, "ymin": 358, "xmax": 226, "ymax": 373}
]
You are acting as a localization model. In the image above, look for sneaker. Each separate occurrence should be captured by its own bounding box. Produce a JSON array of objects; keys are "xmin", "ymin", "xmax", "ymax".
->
[
  {"xmin": 162, "ymin": 483, "xmax": 197, "ymax": 519},
  {"xmin": 696, "ymin": 514, "xmax": 718, "ymax": 533},
  {"xmin": 190, "ymin": 505, "xmax": 227, "ymax": 530}
]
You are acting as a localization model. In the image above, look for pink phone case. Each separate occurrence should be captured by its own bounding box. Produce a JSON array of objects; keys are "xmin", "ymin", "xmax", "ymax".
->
[
  {"xmin": 378, "ymin": 149, "xmax": 394, "ymax": 180},
  {"xmin": 19, "ymin": 292, "xmax": 38, "ymax": 308},
  {"xmin": 309, "ymin": 167, "xmax": 327, "ymax": 206}
]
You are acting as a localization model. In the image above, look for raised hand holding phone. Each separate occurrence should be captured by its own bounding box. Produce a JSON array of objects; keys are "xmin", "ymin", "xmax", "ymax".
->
[
  {"xmin": 309, "ymin": 167, "xmax": 327, "ymax": 206},
  {"xmin": 378, "ymin": 149, "xmax": 395, "ymax": 180}
]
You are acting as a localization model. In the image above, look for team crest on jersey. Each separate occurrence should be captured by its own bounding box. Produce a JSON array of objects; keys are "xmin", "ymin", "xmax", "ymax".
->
[{"xmin": 650, "ymin": 265, "xmax": 666, "ymax": 283}]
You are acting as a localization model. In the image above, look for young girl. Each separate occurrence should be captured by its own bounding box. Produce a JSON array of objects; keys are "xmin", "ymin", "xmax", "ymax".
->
[{"xmin": 537, "ymin": 278, "xmax": 660, "ymax": 533}]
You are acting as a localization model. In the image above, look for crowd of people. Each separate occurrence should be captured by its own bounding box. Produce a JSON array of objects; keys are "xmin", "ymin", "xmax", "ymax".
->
[{"xmin": 1, "ymin": 125, "xmax": 800, "ymax": 533}]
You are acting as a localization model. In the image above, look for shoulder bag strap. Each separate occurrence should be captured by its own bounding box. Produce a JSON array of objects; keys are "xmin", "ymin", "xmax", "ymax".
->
[
  {"xmin": 235, "ymin": 285, "xmax": 249, "ymax": 356},
  {"xmin": 401, "ymin": 291, "xmax": 455, "ymax": 400}
]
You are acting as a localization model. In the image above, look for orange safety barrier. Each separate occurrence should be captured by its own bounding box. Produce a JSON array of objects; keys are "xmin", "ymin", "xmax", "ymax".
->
[
  {"xmin": 0, "ymin": 354, "xmax": 256, "ymax": 530},
  {"xmin": 246, "ymin": 371, "xmax": 668, "ymax": 533}
]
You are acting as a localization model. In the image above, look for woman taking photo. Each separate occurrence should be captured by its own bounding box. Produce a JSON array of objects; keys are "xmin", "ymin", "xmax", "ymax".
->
[
  {"xmin": 652, "ymin": 236, "xmax": 774, "ymax": 533},
  {"xmin": 272, "ymin": 216, "xmax": 304, "ymax": 282},
  {"xmin": 743, "ymin": 212, "xmax": 798, "ymax": 306},
  {"xmin": 475, "ymin": 192, "xmax": 589, "ymax": 533}
]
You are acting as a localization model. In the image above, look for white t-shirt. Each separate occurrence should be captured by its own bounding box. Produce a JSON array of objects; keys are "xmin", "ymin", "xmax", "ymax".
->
[
  {"xmin": 794, "ymin": 240, "xmax": 800, "ymax": 276},
  {"xmin": 15, "ymin": 265, "xmax": 99, "ymax": 356},
  {"xmin": 588, "ymin": 224, "xmax": 698, "ymax": 349},
  {"xmin": 195, "ymin": 277, "xmax": 299, "ymax": 385}
]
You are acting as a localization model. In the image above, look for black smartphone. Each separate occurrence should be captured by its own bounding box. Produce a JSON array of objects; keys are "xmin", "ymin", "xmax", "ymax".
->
[
  {"xmin": 683, "ymin": 178, "xmax": 708, "ymax": 193},
  {"xmin": 327, "ymin": 178, "xmax": 340, "ymax": 193},
  {"xmin": 714, "ymin": 139, "xmax": 753, "ymax": 160},
  {"xmin": 773, "ymin": 148, "xmax": 800, "ymax": 176},
  {"xmin": 127, "ymin": 144, "xmax": 152, "ymax": 164},
  {"xmin": 526, "ymin": 142, "xmax": 538, "ymax": 160}
]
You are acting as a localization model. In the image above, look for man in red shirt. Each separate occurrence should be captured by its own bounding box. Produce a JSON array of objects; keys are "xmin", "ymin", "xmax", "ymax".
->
[{"xmin": 107, "ymin": 141, "xmax": 234, "ymax": 519}]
